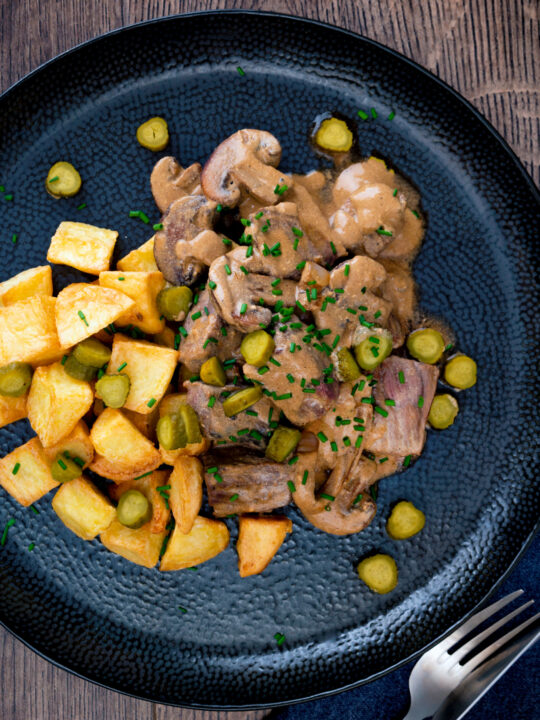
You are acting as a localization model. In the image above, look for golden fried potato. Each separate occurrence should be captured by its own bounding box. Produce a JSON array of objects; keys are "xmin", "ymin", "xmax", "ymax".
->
[
  {"xmin": 52, "ymin": 476, "xmax": 116, "ymax": 540},
  {"xmin": 90, "ymin": 407, "xmax": 161, "ymax": 473},
  {"xmin": 160, "ymin": 516, "xmax": 229, "ymax": 571},
  {"xmin": 152, "ymin": 326, "xmax": 176, "ymax": 348},
  {"xmin": 117, "ymin": 237, "xmax": 158, "ymax": 272},
  {"xmin": 123, "ymin": 406, "xmax": 159, "ymax": 441},
  {"xmin": 99, "ymin": 271, "xmax": 166, "ymax": 334},
  {"xmin": 237, "ymin": 515, "xmax": 293, "ymax": 577},
  {"xmin": 158, "ymin": 393, "xmax": 188, "ymax": 417},
  {"xmin": 169, "ymin": 456, "xmax": 203, "ymax": 534},
  {"xmin": 109, "ymin": 469, "xmax": 171, "ymax": 534},
  {"xmin": 41, "ymin": 420, "xmax": 94, "ymax": 469},
  {"xmin": 0, "ymin": 437, "xmax": 59, "ymax": 506},
  {"xmin": 27, "ymin": 362, "xmax": 94, "ymax": 447},
  {"xmin": 47, "ymin": 221, "xmax": 118, "ymax": 275},
  {"xmin": 0, "ymin": 394, "xmax": 27, "ymax": 429},
  {"xmin": 55, "ymin": 283, "xmax": 136, "ymax": 347},
  {"xmin": 89, "ymin": 454, "xmax": 155, "ymax": 483},
  {"xmin": 107, "ymin": 335, "xmax": 178, "ymax": 414},
  {"xmin": 159, "ymin": 439, "xmax": 211, "ymax": 466},
  {"xmin": 0, "ymin": 295, "xmax": 62, "ymax": 365},
  {"xmin": 0, "ymin": 265, "xmax": 53, "ymax": 306},
  {"xmin": 101, "ymin": 519, "xmax": 166, "ymax": 567}
]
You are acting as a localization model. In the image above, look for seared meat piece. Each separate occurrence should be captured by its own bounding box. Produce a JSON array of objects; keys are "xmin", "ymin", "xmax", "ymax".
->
[
  {"xmin": 208, "ymin": 248, "xmax": 297, "ymax": 333},
  {"xmin": 245, "ymin": 202, "xmax": 335, "ymax": 278},
  {"xmin": 298, "ymin": 256, "xmax": 393, "ymax": 348},
  {"xmin": 154, "ymin": 195, "xmax": 225, "ymax": 285},
  {"xmin": 292, "ymin": 451, "xmax": 377, "ymax": 535},
  {"xmin": 203, "ymin": 453, "xmax": 293, "ymax": 516},
  {"xmin": 305, "ymin": 380, "xmax": 373, "ymax": 470},
  {"xmin": 178, "ymin": 289, "xmax": 242, "ymax": 373},
  {"xmin": 380, "ymin": 259, "xmax": 417, "ymax": 348},
  {"xmin": 243, "ymin": 318, "xmax": 339, "ymax": 426},
  {"xmin": 364, "ymin": 356, "xmax": 439, "ymax": 456},
  {"xmin": 186, "ymin": 381, "xmax": 274, "ymax": 450}
]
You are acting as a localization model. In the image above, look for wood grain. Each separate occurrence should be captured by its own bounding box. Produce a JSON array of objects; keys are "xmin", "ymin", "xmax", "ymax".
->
[{"xmin": 0, "ymin": 1, "xmax": 538, "ymax": 719}]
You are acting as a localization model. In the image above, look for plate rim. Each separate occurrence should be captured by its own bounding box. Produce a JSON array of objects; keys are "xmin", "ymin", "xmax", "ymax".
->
[{"xmin": 0, "ymin": 9, "xmax": 538, "ymax": 710}]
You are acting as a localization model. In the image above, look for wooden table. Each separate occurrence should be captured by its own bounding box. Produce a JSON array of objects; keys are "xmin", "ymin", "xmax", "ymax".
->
[{"xmin": 0, "ymin": 2, "xmax": 538, "ymax": 719}]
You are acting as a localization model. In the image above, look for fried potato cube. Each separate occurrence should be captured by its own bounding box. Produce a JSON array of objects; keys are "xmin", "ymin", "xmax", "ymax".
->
[
  {"xmin": 52, "ymin": 475, "xmax": 116, "ymax": 540},
  {"xmin": 101, "ymin": 519, "xmax": 166, "ymax": 567},
  {"xmin": 47, "ymin": 221, "xmax": 118, "ymax": 275},
  {"xmin": 109, "ymin": 469, "xmax": 171, "ymax": 534},
  {"xmin": 0, "ymin": 265, "xmax": 53, "ymax": 306},
  {"xmin": 107, "ymin": 335, "xmax": 178, "ymax": 414},
  {"xmin": 157, "ymin": 393, "xmax": 210, "ymax": 464},
  {"xmin": 99, "ymin": 271, "xmax": 165, "ymax": 334},
  {"xmin": 0, "ymin": 295, "xmax": 62, "ymax": 365},
  {"xmin": 0, "ymin": 394, "xmax": 27, "ymax": 429},
  {"xmin": 41, "ymin": 420, "xmax": 94, "ymax": 469},
  {"xmin": 55, "ymin": 283, "xmax": 135, "ymax": 347},
  {"xmin": 90, "ymin": 407, "xmax": 161, "ymax": 474},
  {"xmin": 27, "ymin": 361, "xmax": 94, "ymax": 447},
  {"xmin": 117, "ymin": 237, "xmax": 158, "ymax": 272},
  {"xmin": 160, "ymin": 516, "xmax": 229, "ymax": 571},
  {"xmin": 169, "ymin": 456, "xmax": 203, "ymax": 534},
  {"xmin": 236, "ymin": 515, "xmax": 293, "ymax": 577},
  {"xmin": 152, "ymin": 326, "xmax": 176, "ymax": 348},
  {"xmin": 123, "ymin": 406, "xmax": 159, "ymax": 441},
  {"xmin": 0, "ymin": 437, "xmax": 59, "ymax": 506}
]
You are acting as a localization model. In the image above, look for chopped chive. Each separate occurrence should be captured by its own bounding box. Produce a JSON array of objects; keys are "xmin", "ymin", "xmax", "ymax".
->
[
  {"xmin": 398, "ymin": 371, "xmax": 405, "ymax": 383},
  {"xmin": 258, "ymin": 366, "xmax": 269, "ymax": 375},
  {"xmin": 388, "ymin": 110, "xmax": 395, "ymax": 120},
  {"xmin": 412, "ymin": 210, "xmax": 420, "ymax": 218},
  {"xmin": 320, "ymin": 493, "xmax": 335, "ymax": 502},
  {"xmin": 191, "ymin": 311, "xmax": 202, "ymax": 320},
  {"xmin": 178, "ymin": 606, "xmax": 188, "ymax": 613},
  {"xmin": 385, "ymin": 399, "xmax": 396, "ymax": 406},
  {"xmin": 208, "ymin": 280, "xmax": 217, "ymax": 290},
  {"xmin": 229, "ymin": 493, "xmax": 239, "ymax": 502},
  {"xmin": 12, "ymin": 462, "xmax": 20, "ymax": 475},
  {"xmin": 76, "ymin": 203, "xmax": 87, "ymax": 210},
  {"xmin": 355, "ymin": 435, "xmax": 363, "ymax": 448},
  {"xmin": 317, "ymin": 432, "xmax": 328, "ymax": 443},
  {"xmin": 214, "ymin": 474, "xmax": 223, "ymax": 483},
  {"xmin": 375, "ymin": 406, "xmax": 388, "ymax": 417},
  {"xmin": 206, "ymin": 467, "xmax": 218, "ymax": 474},
  {"xmin": 207, "ymin": 396, "xmax": 216, "ymax": 408},
  {"xmin": 77, "ymin": 310, "xmax": 89, "ymax": 326},
  {"xmin": 343, "ymin": 437, "xmax": 351, "ymax": 447},
  {"xmin": 4, "ymin": 194, "xmax": 13, "ymax": 201},
  {"xmin": 357, "ymin": 110, "xmax": 368, "ymax": 120},
  {"xmin": 129, "ymin": 210, "xmax": 150, "ymax": 224},
  {"xmin": 147, "ymin": 398, "xmax": 157, "ymax": 408},
  {"xmin": 133, "ymin": 471, "xmax": 153, "ymax": 480},
  {"xmin": 269, "ymin": 357, "xmax": 281, "ymax": 367},
  {"xmin": 276, "ymin": 392, "xmax": 292, "ymax": 401},
  {"xmin": 30, "ymin": 505, "xmax": 39, "ymax": 515},
  {"xmin": 403, "ymin": 455, "xmax": 412, "ymax": 468},
  {"xmin": 287, "ymin": 480, "xmax": 296, "ymax": 493},
  {"xmin": 1, "ymin": 518, "xmax": 15, "ymax": 546},
  {"xmin": 352, "ymin": 493, "xmax": 363, "ymax": 506},
  {"xmin": 418, "ymin": 395, "xmax": 424, "ymax": 408},
  {"xmin": 379, "ymin": 457, "xmax": 389, "ymax": 464},
  {"xmin": 330, "ymin": 241, "xmax": 337, "ymax": 255},
  {"xmin": 274, "ymin": 632, "xmax": 286, "ymax": 646},
  {"xmin": 222, "ymin": 237, "xmax": 232, "ymax": 246},
  {"xmin": 11, "ymin": 233, "xmax": 18, "ymax": 244},
  {"xmin": 48, "ymin": 176, "xmax": 60, "ymax": 183},
  {"xmin": 28, "ymin": 542, "xmax": 35, "ymax": 551},
  {"xmin": 393, "ymin": 188, "xmax": 398, "ymax": 197},
  {"xmin": 117, "ymin": 276, "xmax": 125, "ymax": 281},
  {"xmin": 240, "ymin": 303, "xmax": 247, "ymax": 315},
  {"xmin": 370, "ymin": 486, "xmax": 378, "ymax": 501},
  {"xmin": 330, "ymin": 441, "xmax": 338, "ymax": 452},
  {"xmin": 376, "ymin": 227, "xmax": 393, "ymax": 236},
  {"xmin": 224, "ymin": 264, "xmax": 232, "ymax": 276},
  {"xmin": 370, "ymin": 108, "xmax": 378, "ymax": 118},
  {"xmin": 361, "ymin": 397, "xmax": 373, "ymax": 404},
  {"xmin": 374, "ymin": 310, "xmax": 382, "ymax": 319},
  {"xmin": 445, "ymin": 343, "xmax": 454, "ymax": 351},
  {"xmin": 240, "ymin": 265, "xmax": 249, "ymax": 275},
  {"xmin": 236, "ymin": 66, "xmax": 245, "ymax": 76},
  {"xmin": 153, "ymin": 223, "xmax": 163, "ymax": 231},
  {"xmin": 117, "ymin": 361, "xmax": 127, "ymax": 371}
]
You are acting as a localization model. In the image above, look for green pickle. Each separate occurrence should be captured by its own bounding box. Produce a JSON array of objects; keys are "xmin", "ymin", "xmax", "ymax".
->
[
  {"xmin": 46, "ymin": 161, "xmax": 82, "ymax": 198},
  {"xmin": 50, "ymin": 454, "xmax": 83, "ymax": 483},
  {"xmin": 428, "ymin": 393, "xmax": 459, "ymax": 429},
  {"xmin": 157, "ymin": 286, "xmax": 193, "ymax": 321},
  {"xmin": 354, "ymin": 333, "xmax": 392, "ymax": 371},
  {"xmin": 406, "ymin": 328, "xmax": 445, "ymax": 364},
  {"xmin": 0, "ymin": 362, "xmax": 33, "ymax": 397},
  {"xmin": 95, "ymin": 374, "xmax": 130, "ymax": 408},
  {"xmin": 265, "ymin": 426, "xmax": 301, "ymax": 463},
  {"xmin": 336, "ymin": 348, "xmax": 362, "ymax": 382},
  {"xmin": 117, "ymin": 489, "xmax": 152, "ymax": 529},
  {"xmin": 200, "ymin": 357, "xmax": 226, "ymax": 387},
  {"xmin": 222, "ymin": 386, "xmax": 262, "ymax": 417},
  {"xmin": 73, "ymin": 338, "xmax": 112, "ymax": 368},
  {"xmin": 178, "ymin": 405, "xmax": 202, "ymax": 444},
  {"xmin": 240, "ymin": 330, "xmax": 275, "ymax": 367},
  {"xmin": 136, "ymin": 117, "xmax": 169, "ymax": 151},
  {"xmin": 156, "ymin": 413, "xmax": 188, "ymax": 450},
  {"xmin": 64, "ymin": 355, "xmax": 97, "ymax": 382},
  {"xmin": 444, "ymin": 355, "xmax": 477, "ymax": 389}
]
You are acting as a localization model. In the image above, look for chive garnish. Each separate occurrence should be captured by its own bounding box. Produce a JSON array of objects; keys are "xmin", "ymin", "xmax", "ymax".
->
[
  {"xmin": 225, "ymin": 264, "xmax": 232, "ymax": 275},
  {"xmin": 287, "ymin": 480, "xmax": 296, "ymax": 493},
  {"xmin": 229, "ymin": 493, "xmax": 239, "ymax": 502},
  {"xmin": 385, "ymin": 399, "xmax": 396, "ymax": 406},
  {"xmin": 320, "ymin": 493, "xmax": 335, "ymax": 502},
  {"xmin": 147, "ymin": 398, "xmax": 157, "ymax": 408},
  {"xmin": 77, "ymin": 203, "xmax": 87, "ymax": 210},
  {"xmin": 48, "ymin": 176, "xmax": 60, "ymax": 183},
  {"xmin": 12, "ymin": 462, "xmax": 20, "ymax": 475},
  {"xmin": 236, "ymin": 66, "xmax": 245, "ymax": 76},
  {"xmin": 370, "ymin": 108, "xmax": 378, "ymax": 118},
  {"xmin": 352, "ymin": 493, "xmax": 363, "ymax": 506},
  {"xmin": 274, "ymin": 632, "xmax": 286, "ymax": 646},
  {"xmin": 357, "ymin": 110, "xmax": 368, "ymax": 120},
  {"xmin": 133, "ymin": 471, "xmax": 153, "ymax": 481},
  {"xmin": 403, "ymin": 455, "xmax": 412, "ymax": 468},
  {"xmin": 4, "ymin": 194, "xmax": 13, "ymax": 201},
  {"xmin": 11, "ymin": 233, "xmax": 18, "ymax": 244},
  {"xmin": 418, "ymin": 395, "xmax": 424, "ymax": 408},
  {"xmin": 317, "ymin": 432, "xmax": 328, "ymax": 443},
  {"xmin": 129, "ymin": 210, "xmax": 150, "ymax": 224},
  {"xmin": 0, "ymin": 518, "xmax": 15, "ymax": 546},
  {"xmin": 77, "ymin": 310, "xmax": 89, "ymax": 326},
  {"xmin": 376, "ymin": 227, "xmax": 393, "ymax": 236},
  {"xmin": 30, "ymin": 505, "xmax": 39, "ymax": 515},
  {"xmin": 153, "ymin": 223, "xmax": 163, "ymax": 231},
  {"xmin": 388, "ymin": 110, "xmax": 395, "ymax": 120},
  {"xmin": 28, "ymin": 542, "xmax": 35, "ymax": 551},
  {"xmin": 117, "ymin": 361, "xmax": 127, "ymax": 371},
  {"xmin": 398, "ymin": 371, "xmax": 405, "ymax": 384}
]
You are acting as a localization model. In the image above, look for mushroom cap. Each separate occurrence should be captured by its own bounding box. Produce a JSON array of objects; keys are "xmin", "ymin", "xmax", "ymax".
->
[
  {"xmin": 150, "ymin": 157, "xmax": 202, "ymax": 214},
  {"xmin": 201, "ymin": 129, "xmax": 282, "ymax": 206}
]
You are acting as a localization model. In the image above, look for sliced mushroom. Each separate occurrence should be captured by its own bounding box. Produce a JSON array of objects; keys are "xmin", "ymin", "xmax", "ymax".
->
[
  {"xmin": 201, "ymin": 129, "xmax": 290, "ymax": 207},
  {"xmin": 292, "ymin": 452, "xmax": 377, "ymax": 535},
  {"xmin": 154, "ymin": 195, "xmax": 224, "ymax": 285},
  {"xmin": 150, "ymin": 157, "xmax": 202, "ymax": 213},
  {"xmin": 208, "ymin": 248, "xmax": 297, "ymax": 333}
]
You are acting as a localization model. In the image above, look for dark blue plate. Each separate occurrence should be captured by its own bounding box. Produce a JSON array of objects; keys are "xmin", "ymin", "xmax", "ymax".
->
[{"xmin": 0, "ymin": 11, "xmax": 538, "ymax": 709}]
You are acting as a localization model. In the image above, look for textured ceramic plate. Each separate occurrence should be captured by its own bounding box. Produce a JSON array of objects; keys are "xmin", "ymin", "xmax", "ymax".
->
[{"xmin": 0, "ymin": 11, "xmax": 538, "ymax": 709}]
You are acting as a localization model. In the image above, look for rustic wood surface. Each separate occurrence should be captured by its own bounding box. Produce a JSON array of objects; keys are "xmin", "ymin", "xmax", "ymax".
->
[{"xmin": 0, "ymin": 1, "xmax": 538, "ymax": 719}]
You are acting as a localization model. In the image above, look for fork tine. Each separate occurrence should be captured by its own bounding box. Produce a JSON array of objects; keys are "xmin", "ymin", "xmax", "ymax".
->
[
  {"xmin": 439, "ymin": 590, "xmax": 524, "ymax": 652},
  {"xmin": 462, "ymin": 610, "xmax": 540, "ymax": 674},
  {"xmin": 449, "ymin": 600, "xmax": 535, "ymax": 666}
]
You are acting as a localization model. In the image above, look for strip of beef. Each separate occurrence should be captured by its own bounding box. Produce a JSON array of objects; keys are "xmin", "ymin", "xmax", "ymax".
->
[
  {"xmin": 298, "ymin": 256, "xmax": 393, "ymax": 349},
  {"xmin": 364, "ymin": 356, "xmax": 439, "ymax": 457},
  {"xmin": 177, "ymin": 289, "xmax": 242, "ymax": 373},
  {"xmin": 203, "ymin": 451, "xmax": 293, "ymax": 516},
  {"xmin": 305, "ymin": 380, "xmax": 373, "ymax": 470},
  {"xmin": 243, "ymin": 318, "xmax": 339, "ymax": 426},
  {"xmin": 186, "ymin": 381, "xmax": 274, "ymax": 450},
  {"xmin": 208, "ymin": 248, "xmax": 297, "ymax": 333}
]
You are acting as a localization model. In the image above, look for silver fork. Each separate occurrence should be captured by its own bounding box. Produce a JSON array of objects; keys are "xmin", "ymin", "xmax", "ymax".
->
[{"xmin": 402, "ymin": 590, "xmax": 539, "ymax": 720}]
